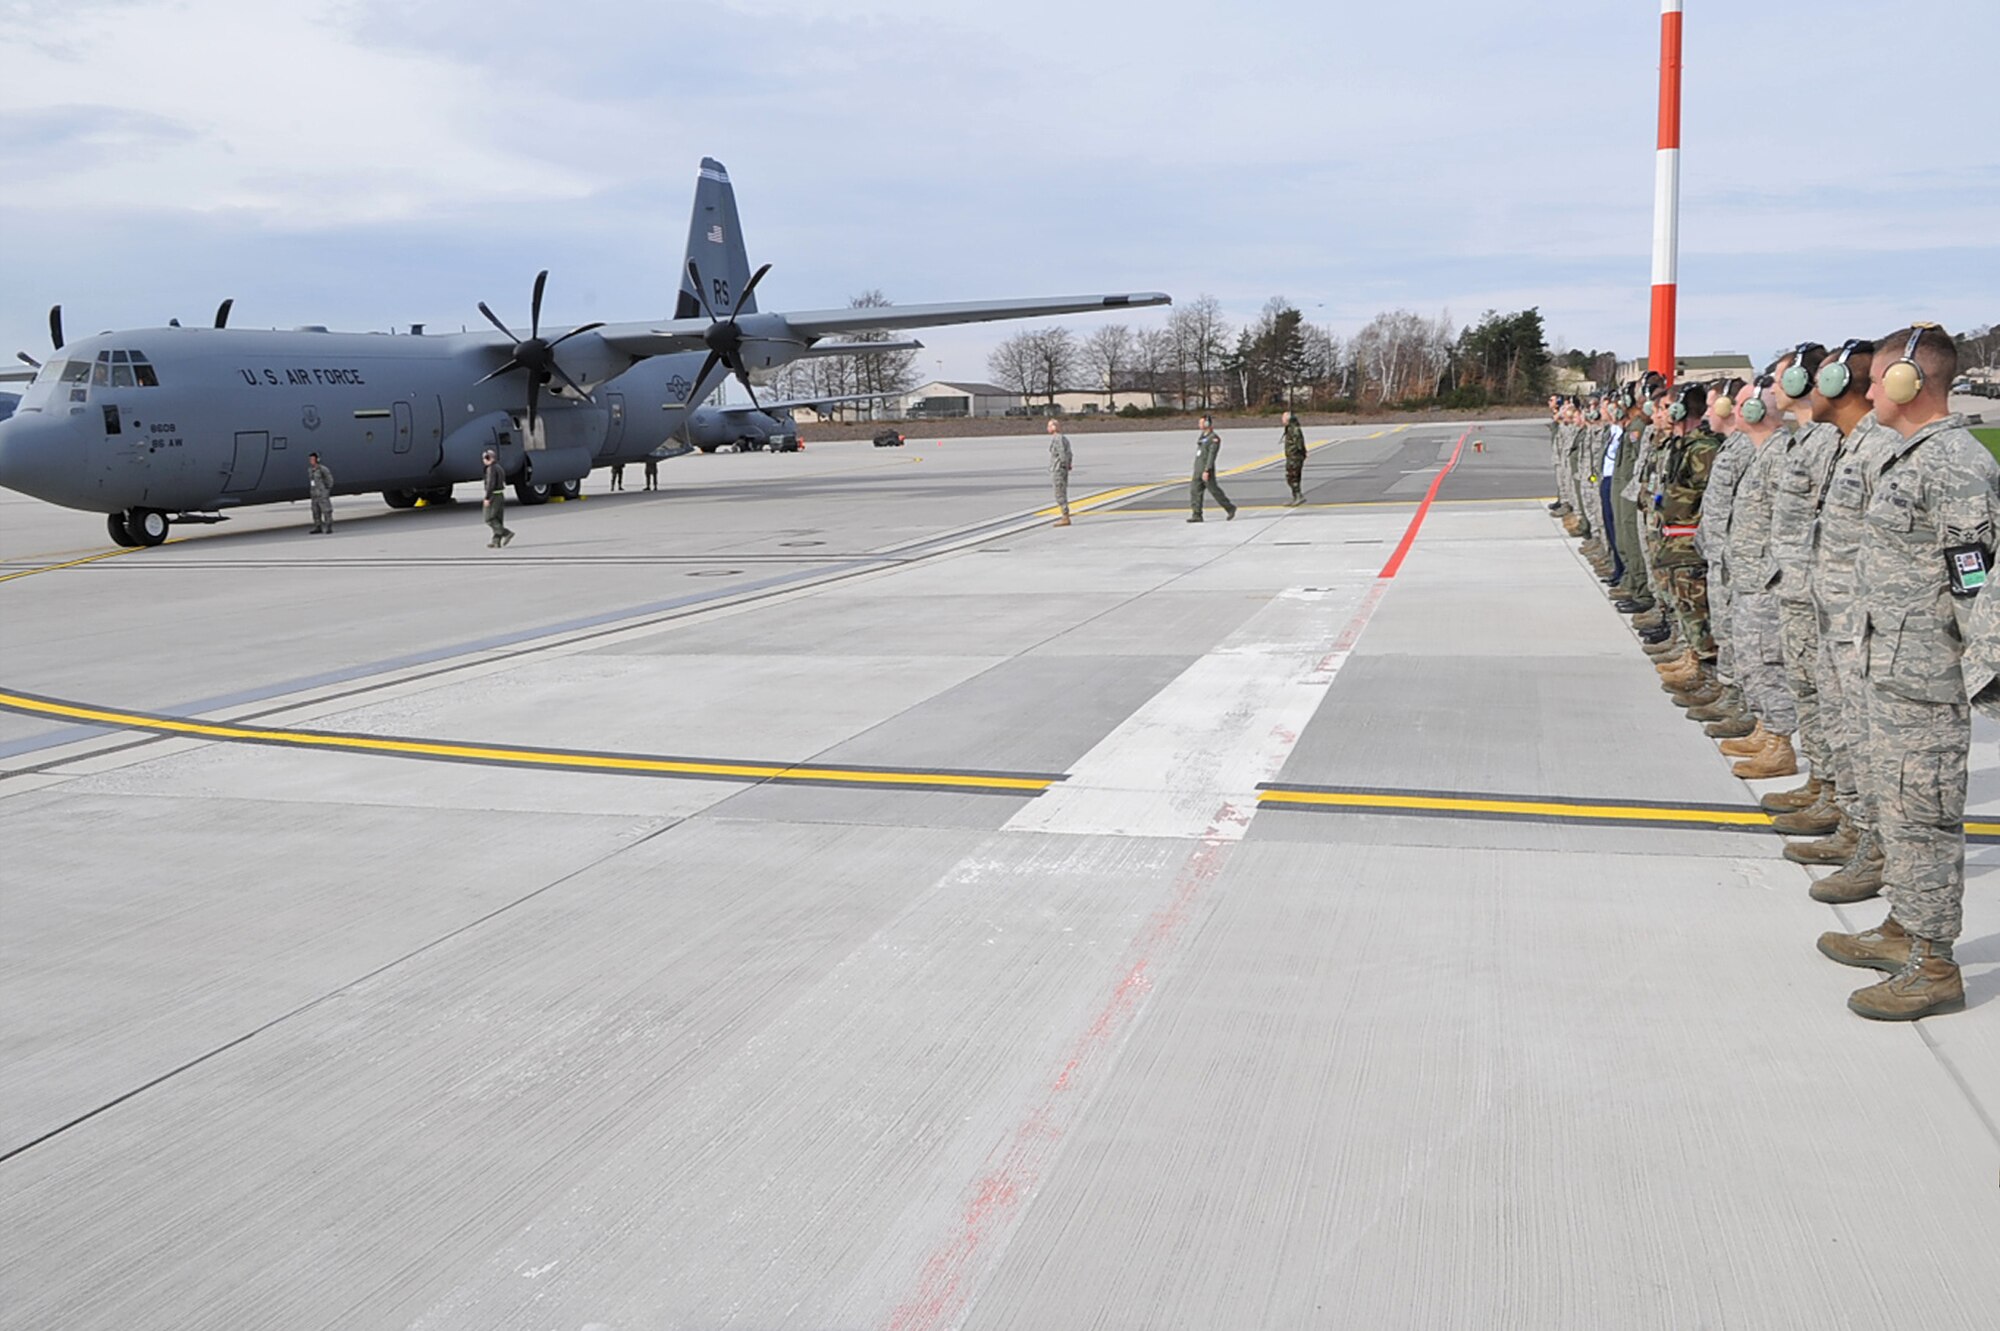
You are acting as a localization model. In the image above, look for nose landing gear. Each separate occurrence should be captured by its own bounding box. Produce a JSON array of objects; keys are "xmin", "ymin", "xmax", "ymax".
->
[{"xmin": 108, "ymin": 507, "xmax": 169, "ymax": 547}]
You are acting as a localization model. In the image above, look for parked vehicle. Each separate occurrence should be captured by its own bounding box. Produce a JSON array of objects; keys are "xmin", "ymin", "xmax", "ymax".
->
[{"xmin": 872, "ymin": 428, "xmax": 906, "ymax": 447}]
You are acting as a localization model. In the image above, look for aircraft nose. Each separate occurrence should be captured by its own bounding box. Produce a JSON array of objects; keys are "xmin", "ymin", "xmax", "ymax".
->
[{"xmin": 0, "ymin": 413, "xmax": 81, "ymax": 505}]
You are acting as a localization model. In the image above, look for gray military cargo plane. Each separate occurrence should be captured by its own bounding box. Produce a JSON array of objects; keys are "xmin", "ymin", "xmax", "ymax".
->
[{"xmin": 0, "ymin": 157, "xmax": 1167, "ymax": 546}]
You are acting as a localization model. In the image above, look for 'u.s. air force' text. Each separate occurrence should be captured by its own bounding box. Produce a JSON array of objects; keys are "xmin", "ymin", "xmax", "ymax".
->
[{"xmin": 237, "ymin": 367, "xmax": 368, "ymax": 387}]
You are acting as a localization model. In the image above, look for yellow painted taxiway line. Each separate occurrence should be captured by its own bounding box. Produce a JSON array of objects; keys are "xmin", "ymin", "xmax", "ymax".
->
[
  {"xmin": 0, "ymin": 688, "xmax": 1059, "ymax": 795},
  {"xmin": 0, "ymin": 543, "xmax": 155, "ymax": 585},
  {"xmin": 1258, "ymin": 786, "xmax": 1775, "ymax": 829}
]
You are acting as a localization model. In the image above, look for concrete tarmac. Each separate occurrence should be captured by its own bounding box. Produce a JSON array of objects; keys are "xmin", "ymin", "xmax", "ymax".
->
[{"xmin": 3, "ymin": 420, "xmax": 1998, "ymax": 1329}]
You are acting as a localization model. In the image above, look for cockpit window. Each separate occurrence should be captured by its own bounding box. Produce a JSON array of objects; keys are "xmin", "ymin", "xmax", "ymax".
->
[
  {"xmin": 59, "ymin": 362, "xmax": 90, "ymax": 384},
  {"xmin": 112, "ymin": 363, "xmax": 136, "ymax": 388},
  {"xmin": 134, "ymin": 361, "xmax": 159, "ymax": 388},
  {"xmin": 90, "ymin": 357, "xmax": 109, "ymax": 387}
]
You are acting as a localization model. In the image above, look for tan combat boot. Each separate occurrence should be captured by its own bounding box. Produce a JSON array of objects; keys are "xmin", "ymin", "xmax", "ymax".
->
[
  {"xmin": 1770, "ymin": 788, "xmax": 1841, "ymax": 836},
  {"xmin": 1705, "ymin": 713, "xmax": 1757, "ymax": 739},
  {"xmin": 1642, "ymin": 637, "xmax": 1682, "ymax": 659},
  {"xmin": 1784, "ymin": 816, "xmax": 1857, "ymax": 866},
  {"xmin": 1673, "ymin": 680, "xmax": 1725, "ymax": 708},
  {"xmin": 1760, "ymin": 775, "xmax": 1824, "ymax": 814},
  {"xmin": 1053, "ymin": 516, "xmax": 1071, "ymax": 527},
  {"xmin": 1809, "ymin": 833, "xmax": 1885, "ymax": 904},
  {"xmin": 1719, "ymin": 722, "xmax": 1770, "ymax": 757},
  {"xmin": 1848, "ymin": 938, "xmax": 1965, "ymax": 1021},
  {"xmin": 1733, "ymin": 730, "xmax": 1798, "ymax": 779},
  {"xmin": 1654, "ymin": 649, "xmax": 1696, "ymax": 676},
  {"xmin": 1660, "ymin": 660, "xmax": 1705, "ymax": 690},
  {"xmin": 1817, "ymin": 913, "xmax": 1910, "ymax": 972}
]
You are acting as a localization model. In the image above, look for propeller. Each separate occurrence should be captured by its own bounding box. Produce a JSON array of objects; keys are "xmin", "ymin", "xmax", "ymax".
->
[
  {"xmin": 214, "ymin": 299, "xmax": 234, "ymax": 330},
  {"xmin": 49, "ymin": 305, "xmax": 63, "ymax": 351},
  {"xmin": 474, "ymin": 270, "xmax": 604, "ymax": 435},
  {"xmin": 17, "ymin": 351, "xmax": 40, "ymax": 370},
  {"xmin": 685, "ymin": 258, "xmax": 772, "ymax": 411}
]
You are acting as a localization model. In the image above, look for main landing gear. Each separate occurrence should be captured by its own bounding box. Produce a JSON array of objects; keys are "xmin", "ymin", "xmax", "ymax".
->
[{"xmin": 108, "ymin": 507, "xmax": 169, "ymax": 548}]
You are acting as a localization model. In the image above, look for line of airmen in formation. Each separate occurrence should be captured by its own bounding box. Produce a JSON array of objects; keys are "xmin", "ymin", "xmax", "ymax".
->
[{"xmin": 1548, "ymin": 326, "xmax": 1997, "ymax": 1022}]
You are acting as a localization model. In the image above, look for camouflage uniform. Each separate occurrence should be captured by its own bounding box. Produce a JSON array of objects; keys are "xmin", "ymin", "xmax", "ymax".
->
[
  {"xmin": 307, "ymin": 459, "xmax": 334, "ymax": 533},
  {"xmin": 1769, "ymin": 421, "xmax": 1843, "ymax": 778},
  {"xmin": 1696, "ymin": 430, "xmax": 1755, "ymax": 685},
  {"xmin": 1855, "ymin": 414, "xmax": 1999, "ymax": 944},
  {"xmin": 1725, "ymin": 435, "xmax": 1797, "ymax": 733},
  {"xmin": 482, "ymin": 458, "xmax": 514, "ymax": 547},
  {"xmin": 1282, "ymin": 418, "xmax": 1307, "ymax": 501},
  {"xmin": 1624, "ymin": 423, "xmax": 1668, "ymax": 605},
  {"xmin": 1188, "ymin": 427, "xmax": 1235, "ymax": 520},
  {"xmin": 1655, "ymin": 426, "xmax": 1722, "ymax": 656},
  {"xmin": 1811, "ymin": 415, "xmax": 1893, "ymax": 831},
  {"xmin": 1049, "ymin": 429, "xmax": 1073, "ymax": 518}
]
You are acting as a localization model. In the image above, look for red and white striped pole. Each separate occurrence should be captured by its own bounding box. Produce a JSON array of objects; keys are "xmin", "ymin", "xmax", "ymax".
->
[{"xmin": 1648, "ymin": 0, "xmax": 1683, "ymax": 382}]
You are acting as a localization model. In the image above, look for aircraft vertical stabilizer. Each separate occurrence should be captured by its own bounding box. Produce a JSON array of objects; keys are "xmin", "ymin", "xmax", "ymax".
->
[{"xmin": 678, "ymin": 157, "xmax": 756, "ymax": 320}]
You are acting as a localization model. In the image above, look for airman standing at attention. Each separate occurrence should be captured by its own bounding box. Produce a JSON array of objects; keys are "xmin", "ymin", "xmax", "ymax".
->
[
  {"xmin": 1705, "ymin": 370, "xmax": 1794, "ymax": 748},
  {"xmin": 1187, "ymin": 415, "xmax": 1236, "ymax": 522},
  {"xmin": 1281, "ymin": 410, "xmax": 1308, "ymax": 504},
  {"xmin": 1689, "ymin": 381, "xmax": 1751, "ymax": 718},
  {"xmin": 306, "ymin": 451, "xmax": 333, "ymax": 534},
  {"xmin": 1784, "ymin": 340, "xmax": 1884, "ymax": 864},
  {"xmin": 1047, "ymin": 417, "xmax": 1073, "ymax": 527},
  {"xmin": 482, "ymin": 447, "xmax": 515, "ymax": 548},
  {"xmin": 1764, "ymin": 344, "xmax": 1841, "ymax": 813},
  {"xmin": 1653, "ymin": 385, "xmax": 1740, "ymax": 753},
  {"xmin": 1609, "ymin": 388, "xmax": 1655, "ymax": 617},
  {"xmin": 1819, "ymin": 325, "xmax": 1998, "ymax": 1021}
]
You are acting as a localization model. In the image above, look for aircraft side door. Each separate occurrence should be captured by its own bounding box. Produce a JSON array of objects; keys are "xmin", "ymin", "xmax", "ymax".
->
[
  {"xmin": 225, "ymin": 431, "xmax": 269, "ymax": 493},
  {"xmin": 393, "ymin": 401, "xmax": 414, "ymax": 455},
  {"xmin": 598, "ymin": 393, "xmax": 626, "ymax": 458}
]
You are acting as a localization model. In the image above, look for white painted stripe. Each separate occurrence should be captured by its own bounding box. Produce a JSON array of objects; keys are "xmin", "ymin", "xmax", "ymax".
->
[
  {"xmin": 1004, "ymin": 585, "xmax": 1373, "ymax": 840},
  {"xmin": 1661, "ymin": 0, "xmax": 1681, "ymax": 13},
  {"xmin": 1651, "ymin": 147, "xmax": 1680, "ymax": 285}
]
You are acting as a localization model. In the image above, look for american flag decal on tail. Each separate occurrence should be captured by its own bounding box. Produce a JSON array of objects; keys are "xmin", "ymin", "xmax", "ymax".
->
[{"xmin": 707, "ymin": 225, "xmax": 724, "ymax": 244}]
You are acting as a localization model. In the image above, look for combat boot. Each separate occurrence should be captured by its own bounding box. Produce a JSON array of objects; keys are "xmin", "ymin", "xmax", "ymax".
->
[
  {"xmin": 1719, "ymin": 722, "xmax": 1770, "ymax": 757},
  {"xmin": 1784, "ymin": 816, "xmax": 1858, "ymax": 866},
  {"xmin": 1770, "ymin": 788, "xmax": 1841, "ymax": 836},
  {"xmin": 1847, "ymin": 938, "xmax": 1965, "ymax": 1021},
  {"xmin": 1673, "ymin": 677, "xmax": 1724, "ymax": 707},
  {"xmin": 1809, "ymin": 833, "xmax": 1885, "ymax": 904},
  {"xmin": 1053, "ymin": 516, "xmax": 1071, "ymax": 527},
  {"xmin": 1817, "ymin": 913, "xmax": 1910, "ymax": 972},
  {"xmin": 1687, "ymin": 688, "xmax": 1745, "ymax": 722},
  {"xmin": 1562, "ymin": 515, "xmax": 1584, "ymax": 536},
  {"xmin": 1658, "ymin": 655, "xmax": 1701, "ymax": 685},
  {"xmin": 1760, "ymin": 775, "xmax": 1824, "ymax": 814},
  {"xmin": 1733, "ymin": 730, "xmax": 1798, "ymax": 779},
  {"xmin": 1638, "ymin": 625, "xmax": 1672, "ymax": 645},
  {"xmin": 1704, "ymin": 713, "xmax": 1757, "ymax": 739},
  {"xmin": 1642, "ymin": 636, "xmax": 1681, "ymax": 658}
]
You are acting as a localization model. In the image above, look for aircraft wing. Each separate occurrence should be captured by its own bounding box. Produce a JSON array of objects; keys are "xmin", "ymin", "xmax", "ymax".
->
[
  {"xmin": 718, "ymin": 391, "xmax": 893, "ymax": 415},
  {"xmin": 598, "ymin": 292, "xmax": 1169, "ymax": 358},
  {"xmin": 795, "ymin": 339, "xmax": 923, "ymax": 360},
  {"xmin": 0, "ymin": 366, "xmax": 37, "ymax": 384},
  {"xmin": 778, "ymin": 293, "xmax": 1170, "ymax": 339}
]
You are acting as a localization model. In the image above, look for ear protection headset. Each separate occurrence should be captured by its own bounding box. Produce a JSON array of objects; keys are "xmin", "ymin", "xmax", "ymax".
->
[
  {"xmin": 1668, "ymin": 382, "xmax": 1707, "ymax": 423},
  {"xmin": 1779, "ymin": 343, "xmax": 1822, "ymax": 399},
  {"xmin": 1739, "ymin": 375, "xmax": 1774, "ymax": 424},
  {"xmin": 1881, "ymin": 323, "xmax": 1942, "ymax": 405},
  {"xmin": 1815, "ymin": 339, "xmax": 1868, "ymax": 400}
]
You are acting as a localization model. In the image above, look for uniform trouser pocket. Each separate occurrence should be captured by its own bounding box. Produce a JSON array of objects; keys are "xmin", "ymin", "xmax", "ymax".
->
[{"xmin": 1899, "ymin": 750, "xmax": 1968, "ymax": 828}]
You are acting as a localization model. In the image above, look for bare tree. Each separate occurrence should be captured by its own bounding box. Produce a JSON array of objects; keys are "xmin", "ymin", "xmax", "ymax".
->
[
  {"xmin": 844, "ymin": 289, "xmax": 918, "ymax": 418},
  {"xmin": 1028, "ymin": 326, "xmax": 1077, "ymax": 407},
  {"xmin": 1081, "ymin": 324, "xmax": 1135, "ymax": 408},
  {"xmin": 1170, "ymin": 295, "xmax": 1230, "ymax": 410},
  {"xmin": 988, "ymin": 331, "xmax": 1038, "ymax": 400}
]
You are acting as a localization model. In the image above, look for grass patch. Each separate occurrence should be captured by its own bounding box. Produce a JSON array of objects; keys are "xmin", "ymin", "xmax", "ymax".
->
[{"xmin": 1975, "ymin": 426, "xmax": 2000, "ymax": 465}]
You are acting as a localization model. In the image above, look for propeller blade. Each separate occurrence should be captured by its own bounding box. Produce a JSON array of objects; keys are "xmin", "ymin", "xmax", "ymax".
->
[
  {"xmin": 733, "ymin": 262, "xmax": 772, "ymax": 320},
  {"xmin": 530, "ymin": 270, "xmax": 548, "ymax": 341},
  {"xmin": 526, "ymin": 375, "xmax": 540, "ymax": 437},
  {"xmin": 18, "ymin": 351, "xmax": 41, "ymax": 369},
  {"xmin": 685, "ymin": 260, "xmax": 717, "ymax": 321},
  {"xmin": 49, "ymin": 305, "xmax": 63, "ymax": 351},
  {"xmin": 473, "ymin": 358, "xmax": 526, "ymax": 386},
  {"xmin": 546, "ymin": 321, "xmax": 605, "ymax": 350},
  {"xmin": 477, "ymin": 302, "xmax": 520, "ymax": 343},
  {"xmin": 214, "ymin": 298, "xmax": 234, "ymax": 330},
  {"xmin": 689, "ymin": 348, "xmax": 725, "ymax": 403},
  {"xmin": 549, "ymin": 362, "xmax": 593, "ymax": 402},
  {"xmin": 735, "ymin": 368, "xmax": 764, "ymax": 413}
]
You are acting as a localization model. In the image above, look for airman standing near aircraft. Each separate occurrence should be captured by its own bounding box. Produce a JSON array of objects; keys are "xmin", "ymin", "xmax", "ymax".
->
[
  {"xmin": 1047, "ymin": 417, "xmax": 1073, "ymax": 527},
  {"xmin": 1609, "ymin": 389, "xmax": 1655, "ymax": 616},
  {"xmin": 1703, "ymin": 370, "xmax": 1793, "ymax": 747},
  {"xmin": 1187, "ymin": 416, "xmax": 1236, "ymax": 522},
  {"xmin": 306, "ymin": 452, "xmax": 333, "ymax": 534},
  {"xmin": 1819, "ymin": 325, "xmax": 1998, "ymax": 1021},
  {"xmin": 482, "ymin": 448, "xmax": 514, "ymax": 549},
  {"xmin": 1688, "ymin": 381, "xmax": 1751, "ymax": 716},
  {"xmin": 1764, "ymin": 344, "xmax": 1841, "ymax": 815},
  {"xmin": 1281, "ymin": 410, "xmax": 1307, "ymax": 504},
  {"xmin": 1799, "ymin": 340, "xmax": 1888, "ymax": 892}
]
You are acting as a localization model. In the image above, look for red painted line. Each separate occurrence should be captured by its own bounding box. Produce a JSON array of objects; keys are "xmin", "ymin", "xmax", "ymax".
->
[{"xmin": 1376, "ymin": 427, "xmax": 1469, "ymax": 579}]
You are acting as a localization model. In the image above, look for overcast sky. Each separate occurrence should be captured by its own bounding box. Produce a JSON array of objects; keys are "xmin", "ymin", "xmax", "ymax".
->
[{"xmin": 2, "ymin": 0, "xmax": 1995, "ymax": 387}]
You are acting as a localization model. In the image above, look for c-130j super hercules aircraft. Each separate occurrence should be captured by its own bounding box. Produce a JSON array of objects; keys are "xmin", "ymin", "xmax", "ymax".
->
[{"xmin": 0, "ymin": 158, "xmax": 1168, "ymax": 546}]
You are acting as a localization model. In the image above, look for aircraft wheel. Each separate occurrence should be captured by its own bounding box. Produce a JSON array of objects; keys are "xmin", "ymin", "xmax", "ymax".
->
[
  {"xmin": 695, "ymin": 443, "xmax": 717, "ymax": 454},
  {"xmin": 555, "ymin": 478, "xmax": 582, "ymax": 500},
  {"xmin": 418, "ymin": 487, "xmax": 456, "ymax": 505},
  {"xmin": 126, "ymin": 507, "xmax": 169, "ymax": 547},
  {"xmin": 106, "ymin": 512, "xmax": 142, "ymax": 547},
  {"xmin": 382, "ymin": 489, "xmax": 418, "ymax": 509},
  {"xmin": 513, "ymin": 479, "xmax": 551, "ymax": 506}
]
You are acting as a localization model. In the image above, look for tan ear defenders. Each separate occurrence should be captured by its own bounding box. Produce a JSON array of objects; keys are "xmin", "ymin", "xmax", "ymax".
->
[{"xmin": 1881, "ymin": 323, "xmax": 1942, "ymax": 406}]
